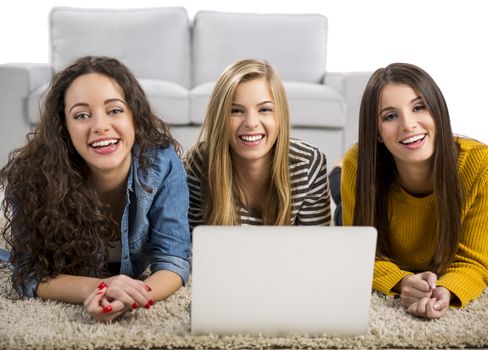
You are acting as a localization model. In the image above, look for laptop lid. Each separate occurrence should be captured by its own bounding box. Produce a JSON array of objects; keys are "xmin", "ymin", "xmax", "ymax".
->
[{"xmin": 191, "ymin": 225, "xmax": 377, "ymax": 336}]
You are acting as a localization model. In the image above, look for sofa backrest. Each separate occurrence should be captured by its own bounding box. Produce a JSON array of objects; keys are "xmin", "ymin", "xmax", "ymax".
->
[
  {"xmin": 49, "ymin": 7, "xmax": 191, "ymax": 88},
  {"xmin": 192, "ymin": 11, "xmax": 328, "ymax": 86}
]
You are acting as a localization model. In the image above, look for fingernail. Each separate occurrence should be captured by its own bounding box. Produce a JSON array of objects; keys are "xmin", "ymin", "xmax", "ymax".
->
[
  {"xmin": 98, "ymin": 282, "xmax": 107, "ymax": 289},
  {"xmin": 144, "ymin": 303, "xmax": 151, "ymax": 309},
  {"xmin": 148, "ymin": 299, "xmax": 154, "ymax": 306},
  {"xmin": 132, "ymin": 302, "xmax": 139, "ymax": 309},
  {"xmin": 103, "ymin": 306, "xmax": 112, "ymax": 313},
  {"xmin": 144, "ymin": 285, "xmax": 152, "ymax": 292}
]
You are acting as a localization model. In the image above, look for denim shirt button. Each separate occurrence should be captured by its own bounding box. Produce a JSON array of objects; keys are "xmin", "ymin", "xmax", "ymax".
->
[{"xmin": 124, "ymin": 256, "xmax": 129, "ymax": 260}]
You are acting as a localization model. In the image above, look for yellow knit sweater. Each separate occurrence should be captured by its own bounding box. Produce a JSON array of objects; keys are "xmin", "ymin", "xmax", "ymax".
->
[{"xmin": 342, "ymin": 137, "xmax": 488, "ymax": 307}]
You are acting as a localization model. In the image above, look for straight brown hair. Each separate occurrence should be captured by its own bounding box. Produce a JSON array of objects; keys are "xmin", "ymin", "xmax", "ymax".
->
[{"xmin": 354, "ymin": 63, "xmax": 462, "ymax": 274}]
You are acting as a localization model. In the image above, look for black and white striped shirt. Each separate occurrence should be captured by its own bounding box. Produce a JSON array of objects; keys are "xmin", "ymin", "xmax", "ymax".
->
[{"xmin": 185, "ymin": 139, "xmax": 331, "ymax": 229}]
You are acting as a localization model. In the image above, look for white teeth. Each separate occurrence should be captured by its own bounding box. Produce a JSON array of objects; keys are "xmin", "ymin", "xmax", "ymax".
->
[
  {"xmin": 400, "ymin": 134, "xmax": 425, "ymax": 144},
  {"xmin": 91, "ymin": 139, "xmax": 118, "ymax": 147},
  {"xmin": 240, "ymin": 135, "xmax": 264, "ymax": 142}
]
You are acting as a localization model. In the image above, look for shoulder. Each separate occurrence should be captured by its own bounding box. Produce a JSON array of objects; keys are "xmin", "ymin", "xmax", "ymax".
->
[
  {"xmin": 289, "ymin": 138, "xmax": 326, "ymax": 165},
  {"xmin": 456, "ymin": 136, "xmax": 488, "ymax": 175},
  {"xmin": 343, "ymin": 144, "xmax": 358, "ymax": 170},
  {"xmin": 456, "ymin": 136, "xmax": 488, "ymax": 161},
  {"xmin": 184, "ymin": 141, "xmax": 206, "ymax": 179},
  {"xmin": 342, "ymin": 143, "xmax": 358, "ymax": 184},
  {"xmin": 132, "ymin": 145, "xmax": 186, "ymax": 186}
]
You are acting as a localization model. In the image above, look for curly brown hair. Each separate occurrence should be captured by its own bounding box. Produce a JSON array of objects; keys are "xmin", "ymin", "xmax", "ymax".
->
[{"xmin": 0, "ymin": 56, "xmax": 181, "ymax": 296}]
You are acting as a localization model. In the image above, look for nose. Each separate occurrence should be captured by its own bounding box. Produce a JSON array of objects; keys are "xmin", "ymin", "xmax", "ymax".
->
[
  {"xmin": 400, "ymin": 112, "xmax": 417, "ymax": 131},
  {"xmin": 92, "ymin": 111, "xmax": 111, "ymax": 134},
  {"xmin": 243, "ymin": 111, "xmax": 259, "ymax": 129}
]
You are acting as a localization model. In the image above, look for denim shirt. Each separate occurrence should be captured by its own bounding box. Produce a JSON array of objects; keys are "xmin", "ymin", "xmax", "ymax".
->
[
  {"xmin": 0, "ymin": 144, "xmax": 191, "ymax": 297},
  {"xmin": 120, "ymin": 145, "xmax": 191, "ymax": 284}
]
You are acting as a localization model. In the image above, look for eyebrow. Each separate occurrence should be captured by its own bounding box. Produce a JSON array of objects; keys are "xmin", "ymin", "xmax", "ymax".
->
[
  {"xmin": 67, "ymin": 98, "xmax": 128, "ymax": 113},
  {"xmin": 231, "ymin": 100, "xmax": 273, "ymax": 108},
  {"xmin": 378, "ymin": 96, "xmax": 423, "ymax": 115}
]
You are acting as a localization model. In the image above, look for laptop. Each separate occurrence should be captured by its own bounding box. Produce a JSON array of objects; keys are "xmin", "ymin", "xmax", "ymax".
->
[{"xmin": 190, "ymin": 225, "xmax": 377, "ymax": 336}]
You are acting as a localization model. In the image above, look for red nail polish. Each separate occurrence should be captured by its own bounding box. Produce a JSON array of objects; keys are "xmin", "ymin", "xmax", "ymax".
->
[
  {"xmin": 144, "ymin": 303, "xmax": 151, "ymax": 309},
  {"xmin": 144, "ymin": 285, "xmax": 152, "ymax": 292},
  {"xmin": 148, "ymin": 299, "xmax": 154, "ymax": 306},
  {"xmin": 97, "ymin": 281, "xmax": 107, "ymax": 289},
  {"xmin": 103, "ymin": 305, "xmax": 112, "ymax": 313},
  {"xmin": 132, "ymin": 302, "xmax": 138, "ymax": 309}
]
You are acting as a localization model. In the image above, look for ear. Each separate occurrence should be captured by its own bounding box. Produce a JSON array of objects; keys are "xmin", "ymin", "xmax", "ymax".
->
[{"xmin": 377, "ymin": 133, "xmax": 383, "ymax": 143}]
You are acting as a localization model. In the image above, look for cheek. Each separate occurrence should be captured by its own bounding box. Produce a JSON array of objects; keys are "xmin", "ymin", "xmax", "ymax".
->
[{"xmin": 228, "ymin": 119, "xmax": 241, "ymax": 135}]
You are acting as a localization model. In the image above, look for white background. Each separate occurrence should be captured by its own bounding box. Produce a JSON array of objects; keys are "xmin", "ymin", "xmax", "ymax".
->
[{"xmin": 1, "ymin": 0, "xmax": 487, "ymax": 143}]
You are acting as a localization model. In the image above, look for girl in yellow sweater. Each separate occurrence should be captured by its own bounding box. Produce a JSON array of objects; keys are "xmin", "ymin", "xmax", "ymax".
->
[{"xmin": 342, "ymin": 63, "xmax": 488, "ymax": 319}]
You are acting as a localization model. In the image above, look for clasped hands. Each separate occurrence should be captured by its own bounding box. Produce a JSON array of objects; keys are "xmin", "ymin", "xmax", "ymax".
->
[
  {"xmin": 83, "ymin": 275, "xmax": 154, "ymax": 322},
  {"xmin": 399, "ymin": 271, "xmax": 451, "ymax": 319}
]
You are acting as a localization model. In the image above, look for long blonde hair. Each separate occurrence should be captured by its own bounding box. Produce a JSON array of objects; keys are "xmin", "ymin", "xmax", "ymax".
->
[{"xmin": 188, "ymin": 59, "xmax": 291, "ymax": 225}]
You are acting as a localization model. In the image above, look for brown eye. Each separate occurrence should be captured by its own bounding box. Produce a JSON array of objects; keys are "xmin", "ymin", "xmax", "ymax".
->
[
  {"xmin": 74, "ymin": 112, "xmax": 90, "ymax": 120},
  {"xmin": 383, "ymin": 113, "xmax": 397, "ymax": 121}
]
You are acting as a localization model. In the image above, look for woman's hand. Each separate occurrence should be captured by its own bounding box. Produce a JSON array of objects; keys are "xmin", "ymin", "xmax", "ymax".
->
[
  {"xmin": 102, "ymin": 275, "xmax": 153, "ymax": 311},
  {"xmin": 399, "ymin": 271, "xmax": 437, "ymax": 309},
  {"xmin": 406, "ymin": 286, "xmax": 451, "ymax": 319},
  {"xmin": 83, "ymin": 283, "xmax": 127, "ymax": 322},
  {"xmin": 83, "ymin": 276, "xmax": 153, "ymax": 322}
]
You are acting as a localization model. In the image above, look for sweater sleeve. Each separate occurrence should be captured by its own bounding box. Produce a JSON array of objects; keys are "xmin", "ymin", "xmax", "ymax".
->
[
  {"xmin": 436, "ymin": 173, "xmax": 488, "ymax": 307},
  {"xmin": 341, "ymin": 145, "xmax": 357, "ymax": 226}
]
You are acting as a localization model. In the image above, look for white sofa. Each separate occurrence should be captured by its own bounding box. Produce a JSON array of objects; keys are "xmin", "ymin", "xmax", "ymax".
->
[{"xmin": 0, "ymin": 7, "xmax": 371, "ymax": 168}]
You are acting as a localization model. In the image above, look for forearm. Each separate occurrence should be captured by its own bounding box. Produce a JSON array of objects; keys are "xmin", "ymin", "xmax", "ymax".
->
[
  {"xmin": 37, "ymin": 274, "xmax": 102, "ymax": 304},
  {"xmin": 374, "ymin": 260, "xmax": 412, "ymax": 295},
  {"xmin": 144, "ymin": 270, "xmax": 182, "ymax": 302}
]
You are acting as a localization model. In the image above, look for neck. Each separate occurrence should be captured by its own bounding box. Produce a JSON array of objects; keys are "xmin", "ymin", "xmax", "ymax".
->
[
  {"xmin": 91, "ymin": 169, "xmax": 128, "ymax": 195},
  {"xmin": 89, "ymin": 158, "xmax": 131, "ymax": 208},
  {"xmin": 395, "ymin": 159, "xmax": 434, "ymax": 196},
  {"xmin": 233, "ymin": 156, "xmax": 272, "ymax": 209}
]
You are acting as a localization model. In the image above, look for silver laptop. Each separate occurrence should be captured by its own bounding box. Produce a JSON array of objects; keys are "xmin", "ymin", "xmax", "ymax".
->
[{"xmin": 191, "ymin": 225, "xmax": 377, "ymax": 336}]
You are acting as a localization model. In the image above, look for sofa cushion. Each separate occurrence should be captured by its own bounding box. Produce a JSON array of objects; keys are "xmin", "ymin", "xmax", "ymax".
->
[
  {"xmin": 49, "ymin": 7, "xmax": 191, "ymax": 88},
  {"xmin": 192, "ymin": 11, "xmax": 328, "ymax": 86},
  {"xmin": 189, "ymin": 82, "xmax": 345, "ymax": 128},
  {"xmin": 27, "ymin": 85, "xmax": 47, "ymax": 125},
  {"xmin": 139, "ymin": 79, "xmax": 190, "ymax": 125},
  {"xmin": 284, "ymin": 82, "xmax": 345, "ymax": 128}
]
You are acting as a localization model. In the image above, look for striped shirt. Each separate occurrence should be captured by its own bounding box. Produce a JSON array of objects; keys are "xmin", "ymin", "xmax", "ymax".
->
[{"xmin": 185, "ymin": 139, "xmax": 331, "ymax": 229}]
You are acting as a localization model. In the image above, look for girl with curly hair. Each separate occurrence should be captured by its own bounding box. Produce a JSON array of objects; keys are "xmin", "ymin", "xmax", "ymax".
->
[{"xmin": 0, "ymin": 56, "xmax": 191, "ymax": 322}]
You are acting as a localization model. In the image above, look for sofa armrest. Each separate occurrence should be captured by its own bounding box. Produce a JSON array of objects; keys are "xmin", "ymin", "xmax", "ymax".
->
[
  {"xmin": 325, "ymin": 71, "xmax": 372, "ymax": 153},
  {"xmin": 0, "ymin": 63, "xmax": 53, "ymax": 166}
]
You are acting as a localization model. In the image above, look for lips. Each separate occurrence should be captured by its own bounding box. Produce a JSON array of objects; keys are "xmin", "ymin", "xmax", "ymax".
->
[
  {"xmin": 89, "ymin": 138, "xmax": 120, "ymax": 148},
  {"xmin": 239, "ymin": 134, "xmax": 264, "ymax": 142},
  {"xmin": 399, "ymin": 134, "xmax": 426, "ymax": 145}
]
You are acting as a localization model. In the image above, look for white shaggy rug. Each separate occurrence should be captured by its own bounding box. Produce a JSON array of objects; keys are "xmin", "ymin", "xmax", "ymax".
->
[{"xmin": 0, "ymin": 265, "xmax": 487, "ymax": 350}]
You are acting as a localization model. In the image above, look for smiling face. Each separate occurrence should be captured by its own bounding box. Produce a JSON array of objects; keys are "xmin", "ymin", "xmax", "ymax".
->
[
  {"xmin": 378, "ymin": 83, "xmax": 436, "ymax": 169},
  {"xmin": 64, "ymin": 72, "xmax": 135, "ymax": 178},
  {"xmin": 228, "ymin": 77, "xmax": 278, "ymax": 168}
]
